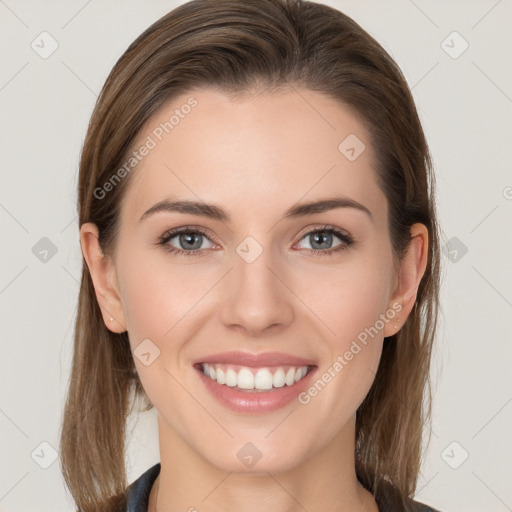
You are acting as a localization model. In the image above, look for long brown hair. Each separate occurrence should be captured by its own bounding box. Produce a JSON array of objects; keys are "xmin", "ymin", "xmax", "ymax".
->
[{"xmin": 59, "ymin": 1, "xmax": 440, "ymax": 510}]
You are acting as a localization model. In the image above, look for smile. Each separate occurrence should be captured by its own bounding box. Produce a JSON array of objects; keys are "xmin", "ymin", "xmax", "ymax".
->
[
  {"xmin": 193, "ymin": 351, "xmax": 318, "ymax": 413},
  {"xmin": 201, "ymin": 363, "xmax": 311, "ymax": 392}
]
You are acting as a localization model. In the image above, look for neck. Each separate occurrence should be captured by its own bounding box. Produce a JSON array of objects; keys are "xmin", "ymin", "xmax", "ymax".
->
[{"xmin": 149, "ymin": 414, "xmax": 378, "ymax": 512}]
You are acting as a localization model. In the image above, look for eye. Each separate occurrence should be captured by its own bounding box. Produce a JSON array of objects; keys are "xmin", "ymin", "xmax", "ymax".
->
[
  {"xmin": 294, "ymin": 225, "xmax": 354, "ymax": 256},
  {"xmin": 157, "ymin": 227, "xmax": 216, "ymax": 256}
]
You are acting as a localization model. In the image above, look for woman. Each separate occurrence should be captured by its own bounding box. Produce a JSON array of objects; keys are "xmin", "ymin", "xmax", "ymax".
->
[{"xmin": 60, "ymin": 0, "xmax": 442, "ymax": 511}]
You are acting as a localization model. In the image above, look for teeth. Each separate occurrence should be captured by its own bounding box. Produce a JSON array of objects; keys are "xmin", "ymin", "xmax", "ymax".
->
[
  {"xmin": 201, "ymin": 363, "xmax": 310, "ymax": 391},
  {"xmin": 216, "ymin": 368, "xmax": 226, "ymax": 385},
  {"xmin": 254, "ymin": 368, "xmax": 273, "ymax": 390},
  {"xmin": 238, "ymin": 368, "xmax": 255, "ymax": 390},
  {"xmin": 272, "ymin": 368, "xmax": 285, "ymax": 388},
  {"xmin": 225, "ymin": 368, "xmax": 237, "ymax": 387}
]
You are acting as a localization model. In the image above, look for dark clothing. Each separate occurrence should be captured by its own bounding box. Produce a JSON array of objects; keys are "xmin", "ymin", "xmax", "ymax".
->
[{"xmin": 126, "ymin": 463, "xmax": 442, "ymax": 512}]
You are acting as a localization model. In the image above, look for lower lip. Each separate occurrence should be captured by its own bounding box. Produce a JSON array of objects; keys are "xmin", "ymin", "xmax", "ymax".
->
[{"xmin": 196, "ymin": 366, "xmax": 317, "ymax": 413}]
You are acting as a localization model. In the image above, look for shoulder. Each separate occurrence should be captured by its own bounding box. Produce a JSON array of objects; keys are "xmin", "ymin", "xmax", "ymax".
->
[
  {"xmin": 126, "ymin": 463, "xmax": 161, "ymax": 512},
  {"xmin": 406, "ymin": 498, "xmax": 443, "ymax": 512},
  {"xmin": 373, "ymin": 478, "xmax": 444, "ymax": 512},
  {"xmin": 379, "ymin": 493, "xmax": 444, "ymax": 512}
]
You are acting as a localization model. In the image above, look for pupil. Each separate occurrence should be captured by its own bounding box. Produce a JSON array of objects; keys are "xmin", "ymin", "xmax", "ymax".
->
[
  {"xmin": 312, "ymin": 231, "xmax": 331, "ymax": 249},
  {"xmin": 181, "ymin": 233, "xmax": 201, "ymax": 250}
]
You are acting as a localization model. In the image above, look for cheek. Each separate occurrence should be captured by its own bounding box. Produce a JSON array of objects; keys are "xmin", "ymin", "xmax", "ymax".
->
[
  {"xmin": 116, "ymin": 251, "xmax": 204, "ymax": 412},
  {"xmin": 117, "ymin": 249, "xmax": 209, "ymax": 345},
  {"xmin": 294, "ymin": 253, "xmax": 393, "ymax": 415},
  {"xmin": 294, "ymin": 252, "xmax": 394, "ymax": 345},
  {"xmin": 116, "ymin": 249, "xmax": 222, "ymax": 399}
]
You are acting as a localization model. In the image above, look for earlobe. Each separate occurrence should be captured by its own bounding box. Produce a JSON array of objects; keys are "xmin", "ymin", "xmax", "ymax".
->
[
  {"xmin": 79, "ymin": 222, "xmax": 127, "ymax": 333},
  {"xmin": 383, "ymin": 223, "xmax": 429, "ymax": 337}
]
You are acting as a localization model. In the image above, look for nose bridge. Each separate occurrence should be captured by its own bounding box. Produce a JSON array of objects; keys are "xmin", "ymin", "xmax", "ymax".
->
[{"xmin": 219, "ymin": 234, "xmax": 294, "ymax": 335}]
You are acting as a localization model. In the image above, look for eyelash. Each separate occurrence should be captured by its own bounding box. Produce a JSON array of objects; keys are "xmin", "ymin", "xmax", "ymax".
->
[{"xmin": 156, "ymin": 224, "xmax": 354, "ymax": 258}]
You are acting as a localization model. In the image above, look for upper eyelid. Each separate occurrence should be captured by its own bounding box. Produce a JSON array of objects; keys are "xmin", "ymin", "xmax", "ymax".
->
[{"xmin": 295, "ymin": 224, "xmax": 351, "ymax": 239}]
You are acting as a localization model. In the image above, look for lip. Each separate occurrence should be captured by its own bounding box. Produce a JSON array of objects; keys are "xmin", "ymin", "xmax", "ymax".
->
[
  {"xmin": 193, "ymin": 351, "xmax": 317, "ymax": 368},
  {"xmin": 194, "ymin": 351, "xmax": 317, "ymax": 414}
]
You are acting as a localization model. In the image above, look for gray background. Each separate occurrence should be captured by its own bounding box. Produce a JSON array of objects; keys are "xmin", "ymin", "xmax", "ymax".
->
[{"xmin": 1, "ymin": 0, "xmax": 511, "ymax": 511}]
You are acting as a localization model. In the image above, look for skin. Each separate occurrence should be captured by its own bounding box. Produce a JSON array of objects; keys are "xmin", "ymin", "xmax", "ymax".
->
[{"xmin": 81, "ymin": 87, "xmax": 428, "ymax": 512}]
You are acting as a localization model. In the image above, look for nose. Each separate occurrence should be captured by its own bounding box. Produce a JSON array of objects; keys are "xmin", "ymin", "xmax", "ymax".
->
[{"xmin": 219, "ymin": 244, "xmax": 295, "ymax": 337}]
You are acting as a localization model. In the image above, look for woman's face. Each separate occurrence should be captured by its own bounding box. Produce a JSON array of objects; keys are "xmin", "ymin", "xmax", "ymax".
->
[{"xmin": 88, "ymin": 87, "xmax": 415, "ymax": 473}]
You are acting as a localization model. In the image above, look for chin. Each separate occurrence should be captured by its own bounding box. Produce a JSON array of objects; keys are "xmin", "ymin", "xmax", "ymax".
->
[{"xmin": 199, "ymin": 438, "xmax": 312, "ymax": 475}]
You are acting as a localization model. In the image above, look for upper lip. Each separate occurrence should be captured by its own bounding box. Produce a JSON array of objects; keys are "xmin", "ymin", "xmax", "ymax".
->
[{"xmin": 194, "ymin": 351, "xmax": 317, "ymax": 368}]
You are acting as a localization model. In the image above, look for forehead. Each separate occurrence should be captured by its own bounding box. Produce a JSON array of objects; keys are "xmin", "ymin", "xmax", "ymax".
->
[{"xmin": 120, "ymin": 87, "xmax": 385, "ymax": 225}]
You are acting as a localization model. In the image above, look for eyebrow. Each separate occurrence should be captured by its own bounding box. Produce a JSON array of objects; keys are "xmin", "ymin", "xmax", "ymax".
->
[{"xmin": 138, "ymin": 195, "xmax": 373, "ymax": 223}]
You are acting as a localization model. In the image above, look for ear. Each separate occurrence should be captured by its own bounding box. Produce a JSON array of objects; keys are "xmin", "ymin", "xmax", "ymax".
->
[
  {"xmin": 383, "ymin": 223, "xmax": 429, "ymax": 337},
  {"xmin": 79, "ymin": 222, "xmax": 127, "ymax": 333}
]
